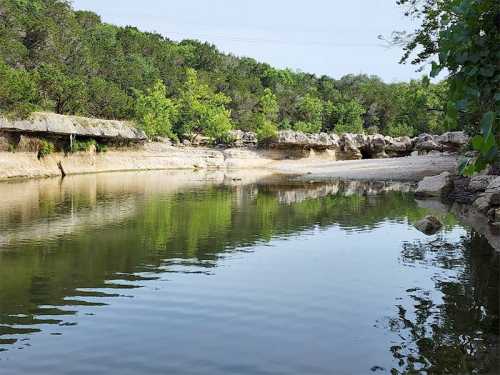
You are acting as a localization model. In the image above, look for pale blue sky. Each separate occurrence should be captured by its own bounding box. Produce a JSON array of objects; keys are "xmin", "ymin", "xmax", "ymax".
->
[{"xmin": 72, "ymin": 0, "xmax": 425, "ymax": 82}]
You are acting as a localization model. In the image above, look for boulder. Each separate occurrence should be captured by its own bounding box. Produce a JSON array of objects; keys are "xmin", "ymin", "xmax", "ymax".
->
[
  {"xmin": 472, "ymin": 177, "xmax": 500, "ymax": 213},
  {"xmin": 273, "ymin": 130, "xmax": 338, "ymax": 150},
  {"xmin": 385, "ymin": 136, "xmax": 413, "ymax": 156},
  {"xmin": 228, "ymin": 130, "xmax": 257, "ymax": 147},
  {"xmin": 438, "ymin": 131, "xmax": 469, "ymax": 150},
  {"xmin": 415, "ymin": 172, "xmax": 453, "ymax": 198},
  {"xmin": 468, "ymin": 175, "xmax": 497, "ymax": 193},
  {"xmin": 367, "ymin": 134, "xmax": 387, "ymax": 158},
  {"xmin": 414, "ymin": 134, "xmax": 443, "ymax": 152},
  {"xmin": 340, "ymin": 133, "xmax": 362, "ymax": 160},
  {"xmin": 414, "ymin": 215, "xmax": 443, "ymax": 235}
]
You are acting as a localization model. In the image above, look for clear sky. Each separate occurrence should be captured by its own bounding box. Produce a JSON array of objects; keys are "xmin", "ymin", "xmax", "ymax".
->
[{"xmin": 71, "ymin": 0, "xmax": 424, "ymax": 82}]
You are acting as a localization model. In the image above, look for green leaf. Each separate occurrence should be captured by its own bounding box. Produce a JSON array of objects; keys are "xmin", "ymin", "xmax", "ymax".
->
[
  {"xmin": 481, "ymin": 112, "xmax": 494, "ymax": 138},
  {"xmin": 471, "ymin": 135, "xmax": 483, "ymax": 151},
  {"xmin": 430, "ymin": 62, "xmax": 442, "ymax": 78}
]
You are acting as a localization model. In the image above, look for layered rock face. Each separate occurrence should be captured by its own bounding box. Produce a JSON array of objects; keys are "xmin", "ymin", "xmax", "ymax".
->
[
  {"xmin": 257, "ymin": 130, "xmax": 468, "ymax": 160},
  {"xmin": 0, "ymin": 112, "xmax": 147, "ymax": 141}
]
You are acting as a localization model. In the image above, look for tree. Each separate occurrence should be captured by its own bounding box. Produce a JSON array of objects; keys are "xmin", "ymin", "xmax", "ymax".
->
[
  {"xmin": 293, "ymin": 93, "xmax": 323, "ymax": 133},
  {"xmin": 86, "ymin": 77, "xmax": 133, "ymax": 120},
  {"xmin": 328, "ymin": 99, "xmax": 365, "ymax": 134},
  {"xmin": 0, "ymin": 59, "xmax": 41, "ymax": 118},
  {"xmin": 255, "ymin": 88, "xmax": 279, "ymax": 142},
  {"xmin": 176, "ymin": 68, "xmax": 233, "ymax": 141},
  {"xmin": 135, "ymin": 80, "xmax": 178, "ymax": 139},
  {"xmin": 396, "ymin": 0, "xmax": 500, "ymax": 173},
  {"xmin": 37, "ymin": 63, "xmax": 87, "ymax": 115}
]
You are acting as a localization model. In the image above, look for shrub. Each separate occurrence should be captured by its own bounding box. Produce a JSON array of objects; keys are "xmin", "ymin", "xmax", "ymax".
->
[
  {"xmin": 293, "ymin": 121, "xmax": 322, "ymax": 134},
  {"xmin": 71, "ymin": 139, "xmax": 96, "ymax": 153},
  {"xmin": 256, "ymin": 118, "xmax": 278, "ymax": 143},
  {"xmin": 387, "ymin": 122, "xmax": 416, "ymax": 138},
  {"xmin": 95, "ymin": 143, "xmax": 108, "ymax": 153},
  {"xmin": 38, "ymin": 140, "xmax": 55, "ymax": 159}
]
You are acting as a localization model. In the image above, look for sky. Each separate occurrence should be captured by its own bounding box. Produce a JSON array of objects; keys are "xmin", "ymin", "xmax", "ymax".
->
[{"xmin": 71, "ymin": 0, "xmax": 425, "ymax": 82}]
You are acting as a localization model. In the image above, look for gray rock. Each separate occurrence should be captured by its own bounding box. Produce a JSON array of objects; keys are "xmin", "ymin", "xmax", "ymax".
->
[
  {"xmin": 367, "ymin": 134, "xmax": 387, "ymax": 158},
  {"xmin": 415, "ymin": 172, "xmax": 453, "ymax": 198},
  {"xmin": 472, "ymin": 177, "xmax": 500, "ymax": 213},
  {"xmin": 385, "ymin": 136, "xmax": 412, "ymax": 156},
  {"xmin": 468, "ymin": 175, "xmax": 496, "ymax": 193},
  {"xmin": 340, "ymin": 133, "xmax": 362, "ymax": 160},
  {"xmin": 0, "ymin": 112, "xmax": 147, "ymax": 141},
  {"xmin": 438, "ymin": 131, "xmax": 469, "ymax": 149},
  {"xmin": 414, "ymin": 134, "xmax": 443, "ymax": 152},
  {"xmin": 414, "ymin": 215, "xmax": 443, "ymax": 235}
]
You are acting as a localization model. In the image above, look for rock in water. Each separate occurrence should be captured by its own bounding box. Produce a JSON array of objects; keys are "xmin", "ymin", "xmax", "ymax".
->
[
  {"xmin": 414, "ymin": 215, "xmax": 443, "ymax": 235},
  {"xmin": 415, "ymin": 172, "xmax": 453, "ymax": 198}
]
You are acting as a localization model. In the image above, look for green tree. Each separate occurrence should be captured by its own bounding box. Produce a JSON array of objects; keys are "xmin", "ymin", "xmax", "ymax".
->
[
  {"xmin": 176, "ymin": 68, "xmax": 233, "ymax": 142},
  {"xmin": 37, "ymin": 64, "xmax": 87, "ymax": 114},
  {"xmin": 255, "ymin": 88, "xmax": 279, "ymax": 142},
  {"xmin": 86, "ymin": 77, "xmax": 133, "ymax": 120},
  {"xmin": 0, "ymin": 59, "xmax": 41, "ymax": 118},
  {"xmin": 328, "ymin": 99, "xmax": 365, "ymax": 134},
  {"xmin": 396, "ymin": 0, "xmax": 500, "ymax": 173},
  {"xmin": 293, "ymin": 93, "xmax": 323, "ymax": 133},
  {"xmin": 135, "ymin": 80, "xmax": 178, "ymax": 139}
]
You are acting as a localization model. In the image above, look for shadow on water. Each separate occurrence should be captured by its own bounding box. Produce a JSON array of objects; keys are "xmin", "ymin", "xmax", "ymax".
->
[
  {"xmin": 0, "ymin": 171, "xmax": 498, "ymax": 373},
  {"xmin": 380, "ymin": 232, "xmax": 499, "ymax": 374}
]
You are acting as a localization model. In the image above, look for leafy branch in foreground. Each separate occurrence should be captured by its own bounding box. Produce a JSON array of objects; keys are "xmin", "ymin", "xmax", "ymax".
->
[{"xmin": 396, "ymin": 0, "xmax": 500, "ymax": 174}]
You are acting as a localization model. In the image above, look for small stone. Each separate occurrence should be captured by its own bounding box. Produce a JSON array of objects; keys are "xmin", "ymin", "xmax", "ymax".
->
[{"xmin": 414, "ymin": 215, "xmax": 443, "ymax": 235}]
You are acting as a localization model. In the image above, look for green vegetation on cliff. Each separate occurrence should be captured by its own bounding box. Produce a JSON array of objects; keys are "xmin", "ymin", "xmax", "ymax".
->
[{"xmin": 0, "ymin": 0, "xmax": 452, "ymax": 141}]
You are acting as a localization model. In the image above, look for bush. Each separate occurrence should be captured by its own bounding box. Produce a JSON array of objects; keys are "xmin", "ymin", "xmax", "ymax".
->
[
  {"xmin": 366, "ymin": 126, "xmax": 380, "ymax": 135},
  {"xmin": 71, "ymin": 139, "xmax": 96, "ymax": 153},
  {"xmin": 38, "ymin": 140, "xmax": 55, "ymax": 159},
  {"xmin": 387, "ymin": 122, "xmax": 416, "ymax": 138},
  {"xmin": 256, "ymin": 118, "xmax": 278, "ymax": 143},
  {"xmin": 293, "ymin": 121, "xmax": 322, "ymax": 134},
  {"xmin": 95, "ymin": 143, "xmax": 108, "ymax": 153}
]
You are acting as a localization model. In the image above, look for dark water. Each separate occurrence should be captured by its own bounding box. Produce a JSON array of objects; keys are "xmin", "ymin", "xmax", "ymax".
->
[{"xmin": 0, "ymin": 172, "xmax": 498, "ymax": 375}]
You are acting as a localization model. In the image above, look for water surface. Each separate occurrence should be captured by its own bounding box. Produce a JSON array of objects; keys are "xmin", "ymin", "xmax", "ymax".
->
[{"xmin": 0, "ymin": 172, "xmax": 498, "ymax": 374}]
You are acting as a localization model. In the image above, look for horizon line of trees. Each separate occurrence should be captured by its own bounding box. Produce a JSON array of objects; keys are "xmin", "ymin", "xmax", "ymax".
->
[{"xmin": 0, "ymin": 0, "xmax": 453, "ymax": 142}]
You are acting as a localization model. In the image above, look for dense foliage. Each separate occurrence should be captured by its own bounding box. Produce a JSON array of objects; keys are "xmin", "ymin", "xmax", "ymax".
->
[
  {"xmin": 0, "ymin": 0, "xmax": 452, "ymax": 140},
  {"xmin": 396, "ymin": 0, "xmax": 499, "ymax": 172}
]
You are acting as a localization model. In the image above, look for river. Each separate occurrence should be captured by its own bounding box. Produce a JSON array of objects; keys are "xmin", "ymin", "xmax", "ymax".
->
[{"xmin": 0, "ymin": 171, "xmax": 498, "ymax": 374}]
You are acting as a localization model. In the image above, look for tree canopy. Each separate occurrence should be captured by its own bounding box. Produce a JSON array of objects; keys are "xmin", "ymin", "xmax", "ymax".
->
[
  {"xmin": 395, "ymin": 0, "xmax": 499, "ymax": 172},
  {"xmin": 0, "ymin": 0, "xmax": 455, "ymax": 140}
]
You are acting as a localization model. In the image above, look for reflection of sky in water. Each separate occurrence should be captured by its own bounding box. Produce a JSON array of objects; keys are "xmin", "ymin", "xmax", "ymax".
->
[{"xmin": 0, "ymin": 173, "xmax": 497, "ymax": 375}]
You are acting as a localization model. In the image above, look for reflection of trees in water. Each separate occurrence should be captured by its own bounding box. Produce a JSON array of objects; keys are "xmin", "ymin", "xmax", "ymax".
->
[{"xmin": 385, "ymin": 232, "xmax": 499, "ymax": 374}]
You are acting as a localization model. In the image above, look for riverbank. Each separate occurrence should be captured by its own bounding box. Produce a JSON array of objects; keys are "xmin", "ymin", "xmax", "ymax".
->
[{"xmin": 0, "ymin": 146, "xmax": 459, "ymax": 182}]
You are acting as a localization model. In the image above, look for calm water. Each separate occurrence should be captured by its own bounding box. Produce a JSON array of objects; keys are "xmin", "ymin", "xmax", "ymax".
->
[{"xmin": 0, "ymin": 172, "xmax": 498, "ymax": 375}]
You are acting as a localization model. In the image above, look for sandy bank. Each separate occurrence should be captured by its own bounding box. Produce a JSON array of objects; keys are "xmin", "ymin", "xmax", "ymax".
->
[{"xmin": 273, "ymin": 154, "xmax": 459, "ymax": 181}]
